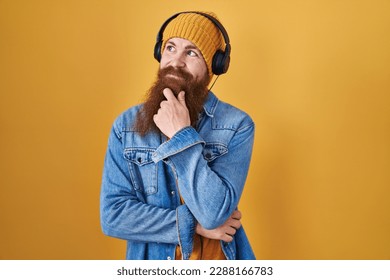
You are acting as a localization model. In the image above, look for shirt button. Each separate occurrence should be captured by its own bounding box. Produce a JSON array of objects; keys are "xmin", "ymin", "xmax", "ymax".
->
[
  {"xmin": 171, "ymin": 191, "xmax": 175, "ymax": 196},
  {"xmin": 167, "ymin": 256, "xmax": 171, "ymax": 260}
]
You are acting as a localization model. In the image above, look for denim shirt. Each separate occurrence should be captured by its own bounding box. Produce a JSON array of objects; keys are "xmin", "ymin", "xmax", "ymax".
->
[{"xmin": 100, "ymin": 92, "xmax": 256, "ymax": 260}]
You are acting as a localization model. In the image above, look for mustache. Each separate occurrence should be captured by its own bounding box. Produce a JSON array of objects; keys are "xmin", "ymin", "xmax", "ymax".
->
[{"xmin": 158, "ymin": 66, "xmax": 194, "ymax": 85}]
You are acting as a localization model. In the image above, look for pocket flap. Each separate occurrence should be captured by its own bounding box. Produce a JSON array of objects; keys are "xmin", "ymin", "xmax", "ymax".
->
[
  {"xmin": 124, "ymin": 148, "xmax": 154, "ymax": 166},
  {"xmin": 202, "ymin": 143, "xmax": 228, "ymax": 162}
]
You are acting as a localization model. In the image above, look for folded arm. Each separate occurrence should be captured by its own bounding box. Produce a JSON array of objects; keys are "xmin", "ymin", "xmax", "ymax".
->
[{"xmin": 100, "ymin": 124, "xmax": 196, "ymax": 250}]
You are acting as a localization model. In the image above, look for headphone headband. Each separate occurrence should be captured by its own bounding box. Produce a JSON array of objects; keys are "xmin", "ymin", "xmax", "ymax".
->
[{"xmin": 154, "ymin": 11, "xmax": 231, "ymax": 75}]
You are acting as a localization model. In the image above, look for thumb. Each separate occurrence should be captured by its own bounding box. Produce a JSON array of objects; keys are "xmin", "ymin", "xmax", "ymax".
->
[{"xmin": 177, "ymin": 91, "xmax": 187, "ymax": 107}]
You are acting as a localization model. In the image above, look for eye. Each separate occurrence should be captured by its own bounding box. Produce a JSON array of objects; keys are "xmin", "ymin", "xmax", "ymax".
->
[
  {"xmin": 187, "ymin": 50, "xmax": 199, "ymax": 57},
  {"xmin": 166, "ymin": 45, "xmax": 175, "ymax": 52}
]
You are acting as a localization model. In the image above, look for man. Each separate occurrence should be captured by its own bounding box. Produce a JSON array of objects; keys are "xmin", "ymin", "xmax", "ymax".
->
[{"xmin": 100, "ymin": 11, "xmax": 255, "ymax": 260}]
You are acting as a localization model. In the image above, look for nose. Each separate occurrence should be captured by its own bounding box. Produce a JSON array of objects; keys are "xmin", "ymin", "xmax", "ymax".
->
[{"xmin": 170, "ymin": 53, "xmax": 186, "ymax": 68}]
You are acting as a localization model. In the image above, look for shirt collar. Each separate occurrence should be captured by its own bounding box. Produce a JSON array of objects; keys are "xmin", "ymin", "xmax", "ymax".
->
[{"xmin": 203, "ymin": 91, "xmax": 219, "ymax": 117}]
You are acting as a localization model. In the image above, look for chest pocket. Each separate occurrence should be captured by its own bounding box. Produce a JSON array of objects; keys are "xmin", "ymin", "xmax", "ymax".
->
[
  {"xmin": 202, "ymin": 143, "xmax": 228, "ymax": 163},
  {"xmin": 124, "ymin": 148, "xmax": 157, "ymax": 195}
]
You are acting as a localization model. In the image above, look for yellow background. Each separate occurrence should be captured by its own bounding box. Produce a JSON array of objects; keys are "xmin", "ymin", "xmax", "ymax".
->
[{"xmin": 1, "ymin": 0, "xmax": 389, "ymax": 259}]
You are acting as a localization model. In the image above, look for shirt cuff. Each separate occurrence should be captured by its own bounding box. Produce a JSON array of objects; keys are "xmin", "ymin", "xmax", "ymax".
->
[{"xmin": 152, "ymin": 126, "xmax": 205, "ymax": 163}]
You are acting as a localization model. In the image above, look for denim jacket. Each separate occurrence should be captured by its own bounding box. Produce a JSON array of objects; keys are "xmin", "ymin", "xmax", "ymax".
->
[{"xmin": 100, "ymin": 92, "xmax": 256, "ymax": 260}]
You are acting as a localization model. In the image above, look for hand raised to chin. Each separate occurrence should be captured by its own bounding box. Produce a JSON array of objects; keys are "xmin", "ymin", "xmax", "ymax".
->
[{"xmin": 153, "ymin": 88, "xmax": 191, "ymax": 139}]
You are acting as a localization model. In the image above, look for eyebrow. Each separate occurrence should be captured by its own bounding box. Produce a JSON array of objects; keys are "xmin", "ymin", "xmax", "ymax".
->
[{"xmin": 167, "ymin": 40, "xmax": 199, "ymax": 51}]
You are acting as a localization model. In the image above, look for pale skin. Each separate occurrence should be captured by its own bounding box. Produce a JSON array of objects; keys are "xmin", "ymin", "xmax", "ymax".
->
[{"xmin": 153, "ymin": 38, "xmax": 242, "ymax": 242}]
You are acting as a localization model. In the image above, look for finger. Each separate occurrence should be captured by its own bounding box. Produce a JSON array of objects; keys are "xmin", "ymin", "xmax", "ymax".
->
[
  {"xmin": 222, "ymin": 234, "xmax": 233, "ymax": 243},
  {"xmin": 225, "ymin": 226, "xmax": 237, "ymax": 236},
  {"xmin": 177, "ymin": 91, "xmax": 186, "ymax": 106},
  {"xmin": 228, "ymin": 218, "xmax": 241, "ymax": 230},
  {"xmin": 231, "ymin": 210, "xmax": 242, "ymax": 220},
  {"xmin": 159, "ymin": 100, "xmax": 169, "ymax": 109},
  {"xmin": 162, "ymin": 88, "xmax": 176, "ymax": 101}
]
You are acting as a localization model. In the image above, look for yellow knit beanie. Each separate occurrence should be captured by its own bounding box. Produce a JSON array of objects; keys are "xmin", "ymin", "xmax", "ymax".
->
[{"xmin": 162, "ymin": 12, "xmax": 224, "ymax": 79}]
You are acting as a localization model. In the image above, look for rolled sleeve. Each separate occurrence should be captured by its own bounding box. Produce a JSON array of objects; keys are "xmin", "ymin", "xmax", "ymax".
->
[{"xmin": 152, "ymin": 126, "xmax": 205, "ymax": 163}]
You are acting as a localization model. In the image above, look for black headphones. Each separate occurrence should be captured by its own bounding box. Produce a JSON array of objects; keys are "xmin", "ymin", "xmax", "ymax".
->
[{"xmin": 154, "ymin": 11, "xmax": 231, "ymax": 75}]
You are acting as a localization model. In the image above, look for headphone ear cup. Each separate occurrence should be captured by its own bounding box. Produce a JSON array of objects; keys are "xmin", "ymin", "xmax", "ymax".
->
[
  {"xmin": 154, "ymin": 41, "xmax": 162, "ymax": 62},
  {"xmin": 212, "ymin": 50, "xmax": 230, "ymax": 75},
  {"xmin": 222, "ymin": 53, "xmax": 230, "ymax": 74}
]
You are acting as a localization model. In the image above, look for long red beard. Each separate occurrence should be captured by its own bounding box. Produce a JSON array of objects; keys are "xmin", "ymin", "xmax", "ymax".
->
[{"xmin": 133, "ymin": 67, "xmax": 210, "ymax": 136}]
